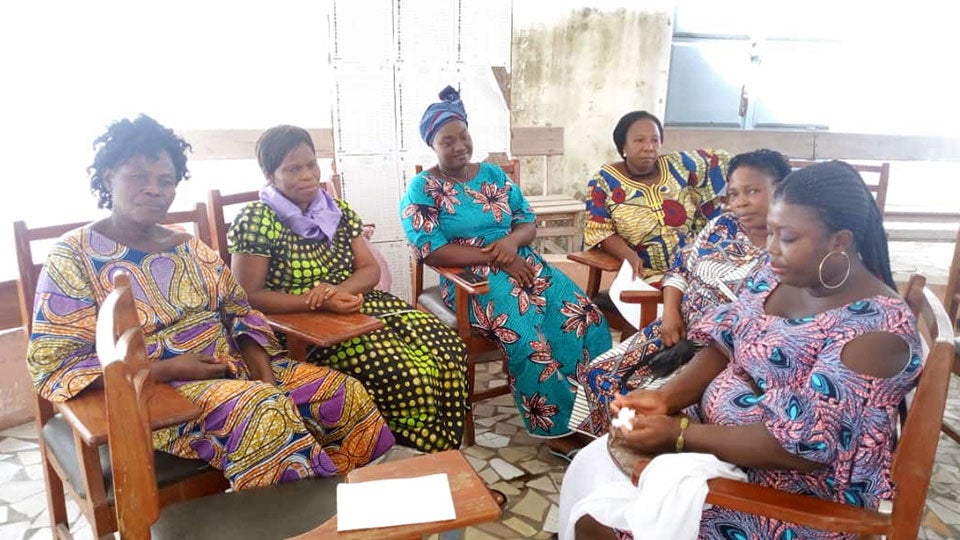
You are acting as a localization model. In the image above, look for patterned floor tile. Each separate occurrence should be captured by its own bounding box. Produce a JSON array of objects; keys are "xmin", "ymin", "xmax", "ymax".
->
[{"xmin": 0, "ymin": 361, "xmax": 957, "ymax": 539}]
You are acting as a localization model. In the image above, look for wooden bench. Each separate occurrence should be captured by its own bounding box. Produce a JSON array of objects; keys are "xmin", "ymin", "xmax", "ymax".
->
[{"xmin": 883, "ymin": 207, "xmax": 960, "ymax": 243}]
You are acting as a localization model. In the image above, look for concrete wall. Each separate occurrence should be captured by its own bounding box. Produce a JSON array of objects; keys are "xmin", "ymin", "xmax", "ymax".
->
[
  {"xmin": 0, "ymin": 328, "xmax": 33, "ymax": 429},
  {"xmin": 512, "ymin": 4, "xmax": 673, "ymax": 199}
]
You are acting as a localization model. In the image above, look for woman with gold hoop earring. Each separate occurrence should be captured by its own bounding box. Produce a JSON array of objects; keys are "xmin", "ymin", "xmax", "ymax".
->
[{"xmin": 559, "ymin": 161, "xmax": 921, "ymax": 540}]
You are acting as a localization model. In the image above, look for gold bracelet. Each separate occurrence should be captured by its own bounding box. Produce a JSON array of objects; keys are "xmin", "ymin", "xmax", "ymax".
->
[{"xmin": 675, "ymin": 415, "xmax": 690, "ymax": 452}]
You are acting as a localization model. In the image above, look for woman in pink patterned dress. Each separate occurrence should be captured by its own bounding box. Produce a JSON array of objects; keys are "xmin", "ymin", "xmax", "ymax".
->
[{"xmin": 560, "ymin": 161, "xmax": 921, "ymax": 539}]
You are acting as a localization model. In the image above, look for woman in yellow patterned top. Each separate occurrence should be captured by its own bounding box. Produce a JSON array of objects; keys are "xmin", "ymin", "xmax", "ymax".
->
[{"xmin": 584, "ymin": 111, "xmax": 732, "ymax": 279}]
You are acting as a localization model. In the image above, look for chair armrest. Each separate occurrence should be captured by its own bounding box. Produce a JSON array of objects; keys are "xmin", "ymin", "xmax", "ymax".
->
[
  {"xmin": 267, "ymin": 312, "xmax": 385, "ymax": 349},
  {"xmin": 619, "ymin": 290, "xmax": 664, "ymax": 304},
  {"xmin": 57, "ymin": 384, "xmax": 202, "ymax": 446},
  {"xmin": 704, "ymin": 477, "xmax": 890, "ymax": 535},
  {"xmin": 567, "ymin": 250, "xmax": 621, "ymax": 272},
  {"xmin": 433, "ymin": 266, "xmax": 490, "ymax": 296}
]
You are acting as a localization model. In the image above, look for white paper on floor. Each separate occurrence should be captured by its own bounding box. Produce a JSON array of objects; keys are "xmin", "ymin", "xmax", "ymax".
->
[
  {"xmin": 336, "ymin": 473, "xmax": 456, "ymax": 531},
  {"xmin": 609, "ymin": 260, "xmax": 663, "ymax": 330}
]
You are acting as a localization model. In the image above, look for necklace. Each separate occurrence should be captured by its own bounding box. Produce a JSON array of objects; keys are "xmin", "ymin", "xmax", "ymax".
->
[
  {"xmin": 622, "ymin": 160, "xmax": 659, "ymax": 182},
  {"xmin": 435, "ymin": 163, "xmax": 476, "ymax": 183}
]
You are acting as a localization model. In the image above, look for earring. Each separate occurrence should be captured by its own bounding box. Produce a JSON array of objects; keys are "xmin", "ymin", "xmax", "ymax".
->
[{"xmin": 818, "ymin": 250, "xmax": 851, "ymax": 289}]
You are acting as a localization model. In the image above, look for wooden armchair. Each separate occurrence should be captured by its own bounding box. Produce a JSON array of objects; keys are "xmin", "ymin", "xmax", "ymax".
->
[
  {"xmin": 942, "ymin": 225, "xmax": 960, "ymax": 443},
  {"xmin": 97, "ymin": 272, "xmax": 339, "ymax": 540},
  {"xmin": 789, "ymin": 160, "xmax": 891, "ymax": 213},
  {"xmin": 411, "ymin": 261, "xmax": 510, "ymax": 447},
  {"xmin": 566, "ymin": 249, "xmax": 662, "ymax": 335},
  {"xmin": 690, "ymin": 275, "xmax": 953, "ymax": 539},
  {"xmin": 14, "ymin": 204, "xmax": 230, "ymax": 539},
  {"xmin": 206, "ymin": 188, "xmax": 383, "ymax": 362}
]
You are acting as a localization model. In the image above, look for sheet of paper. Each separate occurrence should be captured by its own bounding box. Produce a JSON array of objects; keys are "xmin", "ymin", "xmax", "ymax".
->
[
  {"xmin": 609, "ymin": 259, "xmax": 663, "ymax": 330},
  {"xmin": 336, "ymin": 472, "xmax": 456, "ymax": 532}
]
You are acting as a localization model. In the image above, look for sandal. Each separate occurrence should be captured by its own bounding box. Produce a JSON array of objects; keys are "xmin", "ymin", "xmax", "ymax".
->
[
  {"xmin": 547, "ymin": 447, "xmax": 581, "ymax": 463},
  {"xmin": 488, "ymin": 488, "xmax": 508, "ymax": 509}
]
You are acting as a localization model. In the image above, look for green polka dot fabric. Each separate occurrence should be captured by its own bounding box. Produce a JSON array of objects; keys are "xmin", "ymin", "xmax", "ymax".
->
[{"xmin": 228, "ymin": 200, "xmax": 468, "ymax": 451}]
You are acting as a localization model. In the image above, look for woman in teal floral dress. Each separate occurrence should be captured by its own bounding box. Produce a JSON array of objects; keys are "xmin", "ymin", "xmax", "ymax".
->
[
  {"xmin": 400, "ymin": 87, "xmax": 611, "ymax": 455},
  {"xmin": 229, "ymin": 125, "xmax": 468, "ymax": 453}
]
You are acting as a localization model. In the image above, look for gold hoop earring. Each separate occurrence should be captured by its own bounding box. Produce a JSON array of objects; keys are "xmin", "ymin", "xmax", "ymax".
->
[{"xmin": 818, "ymin": 250, "xmax": 851, "ymax": 289}]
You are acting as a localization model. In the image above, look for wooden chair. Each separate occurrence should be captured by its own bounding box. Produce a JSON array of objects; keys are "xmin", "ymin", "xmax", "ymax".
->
[
  {"xmin": 789, "ymin": 159, "xmax": 891, "ymax": 213},
  {"xmin": 206, "ymin": 186, "xmax": 384, "ymax": 362},
  {"xmin": 565, "ymin": 249, "xmax": 661, "ymax": 337},
  {"xmin": 696, "ymin": 274, "xmax": 954, "ymax": 539},
  {"xmin": 97, "ymin": 272, "xmax": 339, "ymax": 540},
  {"xmin": 942, "ymin": 225, "xmax": 960, "ymax": 443},
  {"xmin": 14, "ymin": 204, "xmax": 230, "ymax": 539}
]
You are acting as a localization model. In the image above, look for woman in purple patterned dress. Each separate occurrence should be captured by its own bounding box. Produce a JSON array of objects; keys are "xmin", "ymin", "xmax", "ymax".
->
[{"xmin": 559, "ymin": 161, "xmax": 921, "ymax": 539}]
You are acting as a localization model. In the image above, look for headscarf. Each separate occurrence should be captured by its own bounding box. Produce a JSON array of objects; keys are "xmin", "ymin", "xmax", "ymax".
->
[
  {"xmin": 419, "ymin": 85, "xmax": 468, "ymax": 146},
  {"xmin": 258, "ymin": 184, "xmax": 342, "ymax": 244}
]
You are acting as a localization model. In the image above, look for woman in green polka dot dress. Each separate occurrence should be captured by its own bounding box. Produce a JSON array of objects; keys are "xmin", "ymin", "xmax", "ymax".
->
[{"xmin": 229, "ymin": 125, "xmax": 468, "ymax": 452}]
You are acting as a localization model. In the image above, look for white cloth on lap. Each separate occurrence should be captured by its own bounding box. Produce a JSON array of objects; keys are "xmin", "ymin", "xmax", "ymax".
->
[{"xmin": 558, "ymin": 435, "xmax": 746, "ymax": 540}]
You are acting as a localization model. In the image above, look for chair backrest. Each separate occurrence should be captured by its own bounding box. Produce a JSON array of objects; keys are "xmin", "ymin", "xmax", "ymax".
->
[
  {"xmin": 944, "ymin": 226, "xmax": 960, "ymax": 322},
  {"xmin": 889, "ymin": 274, "xmax": 955, "ymax": 537},
  {"xmin": 207, "ymin": 190, "xmax": 258, "ymax": 267},
  {"xmin": 14, "ymin": 203, "xmax": 212, "ymax": 332},
  {"xmin": 95, "ymin": 271, "xmax": 161, "ymax": 539},
  {"xmin": 788, "ymin": 159, "xmax": 891, "ymax": 213}
]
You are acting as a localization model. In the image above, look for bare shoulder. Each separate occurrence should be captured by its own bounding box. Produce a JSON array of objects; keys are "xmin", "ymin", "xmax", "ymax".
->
[{"xmin": 840, "ymin": 331, "xmax": 912, "ymax": 378}]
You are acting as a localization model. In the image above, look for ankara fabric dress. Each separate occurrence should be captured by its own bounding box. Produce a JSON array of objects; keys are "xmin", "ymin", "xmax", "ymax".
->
[{"xmin": 26, "ymin": 228, "xmax": 394, "ymax": 490}]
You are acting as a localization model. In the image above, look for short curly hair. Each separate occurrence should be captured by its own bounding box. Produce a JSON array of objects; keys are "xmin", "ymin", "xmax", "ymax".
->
[
  {"xmin": 88, "ymin": 115, "xmax": 191, "ymax": 209},
  {"xmin": 612, "ymin": 111, "xmax": 663, "ymax": 157}
]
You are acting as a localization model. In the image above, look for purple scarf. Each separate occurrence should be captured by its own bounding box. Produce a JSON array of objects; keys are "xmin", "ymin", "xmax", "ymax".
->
[{"xmin": 259, "ymin": 185, "xmax": 342, "ymax": 243}]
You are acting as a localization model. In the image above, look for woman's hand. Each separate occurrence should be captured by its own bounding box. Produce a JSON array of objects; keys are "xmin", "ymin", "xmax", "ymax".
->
[
  {"xmin": 304, "ymin": 282, "xmax": 338, "ymax": 310},
  {"xmin": 481, "ymin": 237, "xmax": 519, "ymax": 267},
  {"xmin": 611, "ymin": 389, "xmax": 669, "ymax": 417},
  {"xmin": 501, "ymin": 257, "xmax": 536, "ymax": 288},
  {"xmin": 322, "ymin": 291, "xmax": 363, "ymax": 313},
  {"xmin": 615, "ymin": 414, "xmax": 686, "ymax": 455},
  {"xmin": 659, "ymin": 306, "xmax": 686, "ymax": 348},
  {"xmin": 151, "ymin": 353, "xmax": 227, "ymax": 382},
  {"xmin": 626, "ymin": 253, "xmax": 645, "ymax": 280}
]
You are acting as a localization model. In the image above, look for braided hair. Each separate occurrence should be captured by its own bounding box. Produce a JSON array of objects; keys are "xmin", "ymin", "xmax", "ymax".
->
[
  {"xmin": 773, "ymin": 161, "xmax": 894, "ymax": 288},
  {"xmin": 88, "ymin": 115, "xmax": 191, "ymax": 209}
]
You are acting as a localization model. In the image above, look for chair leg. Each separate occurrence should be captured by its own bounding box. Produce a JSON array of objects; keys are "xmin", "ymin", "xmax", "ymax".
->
[
  {"xmin": 943, "ymin": 422, "xmax": 960, "ymax": 445},
  {"xmin": 39, "ymin": 451, "xmax": 69, "ymax": 533},
  {"xmin": 464, "ymin": 358, "xmax": 477, "ymax": 447}
]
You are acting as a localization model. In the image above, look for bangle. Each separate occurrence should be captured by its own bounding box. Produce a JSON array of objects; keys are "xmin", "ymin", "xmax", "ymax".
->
[{"xmin": 675, "ymin": 415, "xmax": 690, "ymax": 452}]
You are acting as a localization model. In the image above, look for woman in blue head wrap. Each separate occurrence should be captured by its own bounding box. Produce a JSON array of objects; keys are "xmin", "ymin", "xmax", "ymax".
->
[{"xmin": 400, "ymin": 87, "xmax": 612, "ymax": 457}]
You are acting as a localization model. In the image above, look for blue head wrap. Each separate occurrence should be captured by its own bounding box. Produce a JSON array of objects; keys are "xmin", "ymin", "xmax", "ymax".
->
[{"xmin": 419, "ymin": 85, "xmax": 468, "ymax": 146}]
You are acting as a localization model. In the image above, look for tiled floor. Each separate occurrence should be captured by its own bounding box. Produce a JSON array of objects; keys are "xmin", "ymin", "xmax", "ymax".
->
[{"xmin": 2, "ymin": 367, "xmax": 959, "ymax": 539}]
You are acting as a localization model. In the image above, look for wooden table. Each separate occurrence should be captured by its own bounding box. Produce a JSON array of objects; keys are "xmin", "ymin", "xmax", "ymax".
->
[
  {"xmin": 528, "ymin": 195, "xmax": 585, "ymax": 254},
  {"xmin": 267, "ymin": 311, "xmax": 385, "ymax": 361},
  {"xmin": 293, "ymin": 450, "xmax": 502, "ymax": 540}
]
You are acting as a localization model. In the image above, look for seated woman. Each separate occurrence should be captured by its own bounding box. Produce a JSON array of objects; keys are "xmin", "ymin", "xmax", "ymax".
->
[
  {"xmin": 26, "ymin": 115, "xmax": 394, "ymax": 490},
  {"xmin": 229, "ymin": 125, "xmax": 468, "ymax": 452},
  {"xmin": 400, "ymin": 86, "xmax": 612, "ymax": 458},
  {"xmin": 570, "ymin": 149, "xmax": 792, "ymax": 436},
  {"xmin": 585, "ymin": 111, "xmax": 731, "ymax": 280},
  {"xmin": 559, "ymin": 161, "xmax": 921, "ymax": 539}
]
